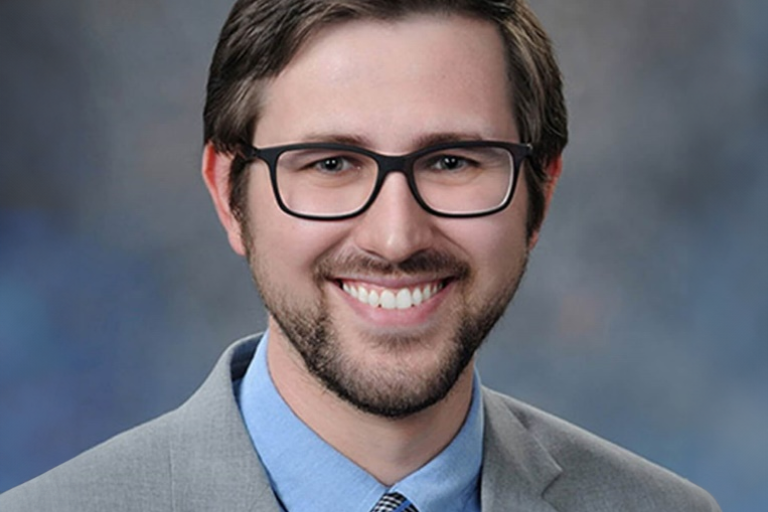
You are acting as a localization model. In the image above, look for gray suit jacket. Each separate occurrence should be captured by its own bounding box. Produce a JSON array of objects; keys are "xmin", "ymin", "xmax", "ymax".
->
[{"xmin": 0, "ymin": 336, "xmax": 720, "ymax": 511}]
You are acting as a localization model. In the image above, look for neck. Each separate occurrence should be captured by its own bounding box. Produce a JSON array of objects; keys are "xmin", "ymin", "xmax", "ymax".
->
[{"xmin": 266, "ymin": 326, "xmax": 476, "ymax": 486}]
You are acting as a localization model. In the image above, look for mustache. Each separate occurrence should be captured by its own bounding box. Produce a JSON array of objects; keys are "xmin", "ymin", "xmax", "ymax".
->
[{"xmin": 315, "ymin": 249, "xmax": 471, "ymax": 280}]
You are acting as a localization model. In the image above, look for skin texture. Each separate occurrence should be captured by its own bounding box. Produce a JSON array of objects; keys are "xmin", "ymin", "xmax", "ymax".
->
[{"xmin": 203, "ymin": 14, "xmax": 562, "ymax": 485}]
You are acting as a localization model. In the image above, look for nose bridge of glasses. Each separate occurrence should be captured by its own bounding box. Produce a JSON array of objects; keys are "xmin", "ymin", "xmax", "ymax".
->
[
  {"xmin": 373, "ymin": 153, "xmax": 423, "ymax": 207},
  {"xmin": 376, "ymin": 154, "xmax": 409, "ymax": 175}
]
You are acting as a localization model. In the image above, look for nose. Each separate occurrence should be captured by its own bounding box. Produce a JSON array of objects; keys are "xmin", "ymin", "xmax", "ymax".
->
[{"xmin": 352, "ymin": 172, "xmax": 435, "ymax": 263}]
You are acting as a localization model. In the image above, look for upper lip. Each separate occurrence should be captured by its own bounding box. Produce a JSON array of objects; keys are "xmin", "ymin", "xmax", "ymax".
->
[{"xmin": 333, "ymin": 275, "xmax": 451, "ymax": 289}]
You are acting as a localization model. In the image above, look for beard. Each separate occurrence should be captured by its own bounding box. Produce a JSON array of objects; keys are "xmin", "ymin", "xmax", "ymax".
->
[{"xmin": 247, "ymin": 245, "xmax": 527, "ymax": 419}]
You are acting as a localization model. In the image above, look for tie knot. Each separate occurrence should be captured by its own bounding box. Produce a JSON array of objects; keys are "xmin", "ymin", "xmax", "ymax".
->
[{"xmin": 369, "ymin": 492, "xmax": 419, "ymax": 512}]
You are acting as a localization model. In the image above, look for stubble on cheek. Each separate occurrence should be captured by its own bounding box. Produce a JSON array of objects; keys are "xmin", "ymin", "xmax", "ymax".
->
[
  {"xmin": 248, "ymin": 248, "xmax": 527, "ymax": 418},
  {"xmin": 239, "ymin": 203, "xmax": 530, "ymax": 418}
]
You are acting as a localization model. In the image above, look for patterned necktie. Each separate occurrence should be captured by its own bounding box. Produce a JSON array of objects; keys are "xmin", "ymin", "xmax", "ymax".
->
[{"xmin": 369, "ymin": 492, "xmax": 419, "ymax": 512}]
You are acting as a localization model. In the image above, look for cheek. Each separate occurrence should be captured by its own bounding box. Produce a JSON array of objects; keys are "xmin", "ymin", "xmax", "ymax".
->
[
  {"xmin": 449, "ymin": 217, "xmax": 527, "ymax": 275},
  {"xmin": 246, "ymin": 173, "xmax": 349, "ymax": 281},
  {"xmin": 441, "ymin": 185, "xmax": 529, "ymax": 281}
]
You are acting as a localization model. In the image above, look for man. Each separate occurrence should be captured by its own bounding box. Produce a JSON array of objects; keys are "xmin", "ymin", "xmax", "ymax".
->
[{"xmin": 0, "ymin": 0, "xmax": 720, "ymax": 510}]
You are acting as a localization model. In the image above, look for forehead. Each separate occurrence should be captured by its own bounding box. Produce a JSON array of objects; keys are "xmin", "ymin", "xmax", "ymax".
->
[{"xmin": 255, "ymin": 14, "xmax": 518, "ymax": 150}]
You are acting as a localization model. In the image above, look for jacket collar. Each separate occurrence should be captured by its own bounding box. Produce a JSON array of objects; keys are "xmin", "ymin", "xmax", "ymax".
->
[
  {"xmin": 165, "ymin": 336, "xmax": 562, "ymax": 512},
  {"xmin": 480, "ymin": 388, "xmax": 563, "ymax": 512},
  {"xmin": 169, "ymin": 336, "xmax": 281, "ymax": 512}
]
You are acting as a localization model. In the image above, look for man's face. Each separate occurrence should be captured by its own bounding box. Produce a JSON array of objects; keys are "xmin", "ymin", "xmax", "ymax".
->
[{"xmin": 237, "ymin": 15, "xmax": 531, "ymax": 417}]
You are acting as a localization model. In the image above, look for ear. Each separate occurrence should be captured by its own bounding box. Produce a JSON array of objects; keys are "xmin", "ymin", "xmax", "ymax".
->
[
  {"xmin": 202, "ymin": 143, "xmax": 247, "ymax": 256},
  {"xmin": 527, "ymin": 154, "xmax": 563, "ymax": 249}
]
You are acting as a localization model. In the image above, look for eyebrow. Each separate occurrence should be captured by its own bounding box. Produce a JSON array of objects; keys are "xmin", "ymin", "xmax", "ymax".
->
[{"xmin": 299, "ymin": 131, "xmax": 489, "ymax": 153}]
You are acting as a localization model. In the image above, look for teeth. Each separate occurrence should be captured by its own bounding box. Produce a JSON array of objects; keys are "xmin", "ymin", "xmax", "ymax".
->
[
  {"xmin": 380, "ymin": 290, "xmax": 396, "ymax": 310},
  {"xmin": 396, "ymin": 289, "xmax": 411, "ymax": 309},
  {"xmin": 343, "ymin": 281, "xmax": 444, "ymax": 309}
]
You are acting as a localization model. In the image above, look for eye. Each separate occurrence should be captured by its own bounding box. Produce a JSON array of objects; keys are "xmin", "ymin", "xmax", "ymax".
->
[
  {"xmin": 309, "ymin": 155, "xmax": 360, "ymax": 174},
  {"xmin": 438, "ymin": 155, "xmax": 464, "ymax": 170},
  {"xmin": 429, "ymin": 154, "xmax": 474, "ymax": 171}
]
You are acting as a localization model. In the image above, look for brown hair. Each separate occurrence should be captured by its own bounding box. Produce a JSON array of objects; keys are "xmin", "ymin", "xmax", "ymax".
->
[{"xmin": 204, "ymin": 0, "xmax": 568, "ymax": 238}]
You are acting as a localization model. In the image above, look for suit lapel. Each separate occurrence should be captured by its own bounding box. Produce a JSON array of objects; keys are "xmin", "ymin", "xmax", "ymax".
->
[
  {"xmin": 480, "ymin": 388, "xmax": 562, "ymax": 512},
  {"xmin": 169, "ymin": 336, "xmax": 282, "ymax": 512},
  {"xmin": 162, "ymin": 339, "xmax": 564, "ymax": 511}
]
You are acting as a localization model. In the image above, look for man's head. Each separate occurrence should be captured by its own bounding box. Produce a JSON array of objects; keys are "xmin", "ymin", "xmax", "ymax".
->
[
  {"xmin": 205, "ymin": 0, "xmax": 567, "ymax": 241},
  {"xmin": 203, "ymin": 0, "xmax": 567, "ymax": 418}
]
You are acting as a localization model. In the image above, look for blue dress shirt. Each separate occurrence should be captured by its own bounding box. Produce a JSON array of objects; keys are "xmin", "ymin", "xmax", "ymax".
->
[{"xmin": 237, "ymin": 331, "xmax": 483, "ymax": 512}]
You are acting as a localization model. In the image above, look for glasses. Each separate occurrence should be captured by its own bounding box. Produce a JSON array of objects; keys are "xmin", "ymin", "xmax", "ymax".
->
[{"xmin": 239, "ymin": 140, "xmax": 532, "ymax": 220}]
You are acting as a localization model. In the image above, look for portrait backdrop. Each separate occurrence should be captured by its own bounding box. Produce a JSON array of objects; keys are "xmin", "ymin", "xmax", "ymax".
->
[{"xmin": 0, "ymin": 1, "xmax": 766, "ymax": 511}]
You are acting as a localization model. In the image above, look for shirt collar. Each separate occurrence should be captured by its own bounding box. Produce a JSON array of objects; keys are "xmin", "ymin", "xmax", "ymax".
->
[{"xmin": 238, "ymin": 331, "xmax": 483, "ymax": 512}]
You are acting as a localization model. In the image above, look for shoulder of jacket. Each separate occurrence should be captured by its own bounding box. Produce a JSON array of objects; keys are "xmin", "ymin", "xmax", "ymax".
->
[
  {"xmin": 0, "ymin": 335, "xmax": 263, "ymax": 512},
  {"xmin": 482, "ymin": 388, "xmax": 721, "ymax": 511},
  {"xmin": 0, "ymin": 410, "xmax": 177, "ymax": 512}
]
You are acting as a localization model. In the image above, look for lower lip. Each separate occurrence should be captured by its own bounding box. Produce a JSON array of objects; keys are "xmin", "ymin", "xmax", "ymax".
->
[{"xmin": 331, "ymin": 280, "xmax": 454, "ymax": 329}]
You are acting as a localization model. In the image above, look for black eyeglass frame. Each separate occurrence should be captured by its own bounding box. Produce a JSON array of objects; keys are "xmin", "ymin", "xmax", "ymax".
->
[{"xmin": 239, "ymin": 140, "xmax": 533, "ymax": 221}]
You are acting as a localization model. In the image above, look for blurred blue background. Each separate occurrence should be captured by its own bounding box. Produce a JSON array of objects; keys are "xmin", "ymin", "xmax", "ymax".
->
[{"xmin": 0, "ymin": 1, "xmax": 765, "ymax": 510}]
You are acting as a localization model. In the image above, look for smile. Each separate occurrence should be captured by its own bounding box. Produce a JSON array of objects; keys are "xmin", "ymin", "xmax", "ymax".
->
[{"xmin": 340, "ymin": 280, "xmax": 446, "ymax": 310}]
